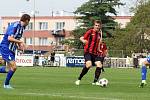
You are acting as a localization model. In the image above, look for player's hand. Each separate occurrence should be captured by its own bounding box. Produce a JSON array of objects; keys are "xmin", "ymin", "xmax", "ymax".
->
[
  {"xmin": 18, "ymin": 42, "xmax": 26, "ymax": 52},
  {"xmin": 82, "ymin": 40, "xmax": 88, "ymax": 44}
]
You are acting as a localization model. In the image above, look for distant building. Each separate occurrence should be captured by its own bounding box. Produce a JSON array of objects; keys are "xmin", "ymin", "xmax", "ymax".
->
[
  {"xmin": 112, "ymin": 16, "xmax": 132, "ymax": 28},
  {"xmin": 0, "ymin": 15, "xmax": 132, "ymax": 54}
]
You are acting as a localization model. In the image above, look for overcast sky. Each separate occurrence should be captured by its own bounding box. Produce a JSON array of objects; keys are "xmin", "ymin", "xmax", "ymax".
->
[{"xmin": 0, "ymin": 0, "xmax": 136, "ymax": 16}]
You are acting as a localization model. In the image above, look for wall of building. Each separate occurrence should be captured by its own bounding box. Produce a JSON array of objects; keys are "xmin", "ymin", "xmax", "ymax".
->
[{"xmin": 0, "ymin": 15, "xmax": 132, "ymax": 53}]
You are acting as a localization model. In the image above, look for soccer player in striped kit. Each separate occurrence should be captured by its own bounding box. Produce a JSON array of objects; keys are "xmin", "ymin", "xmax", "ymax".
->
[
  {"xmin": 75, "ymin": 20, "xmax": 104, "ymax": 85},
  {"xmin": 97, "ymin": 41, "xmax": 108, "ymax": 72},
  {"xmin": 0, "ymin": 14, "xmax": 30, "ymax": 89}
]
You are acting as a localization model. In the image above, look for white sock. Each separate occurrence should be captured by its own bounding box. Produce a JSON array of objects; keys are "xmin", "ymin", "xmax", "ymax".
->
[{"xmin": 142, "ymin": 80, "xmax": 146, "ymax": 83}]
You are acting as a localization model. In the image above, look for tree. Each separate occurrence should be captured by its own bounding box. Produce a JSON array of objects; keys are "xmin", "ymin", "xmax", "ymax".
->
[
  {"xmin": 68, "ymin": 0, "xmax": 123, "ymax": 49},
  {"xmin": 107, "ymin": 0, "xmax": 150, "ymax": 55}
]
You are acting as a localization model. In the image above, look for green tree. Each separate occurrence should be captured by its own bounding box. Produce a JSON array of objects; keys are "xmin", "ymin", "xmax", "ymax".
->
[
  {"xmin": 63, "ymin": 0, "xmax": 123, "ymax": 49},
  {"xmin": 110, "ymin": 0, "xmax": 150, "ymax": 54},
  {"xmin": 105, "ymin": 0, "xmax": 150, "ymax": 57}
]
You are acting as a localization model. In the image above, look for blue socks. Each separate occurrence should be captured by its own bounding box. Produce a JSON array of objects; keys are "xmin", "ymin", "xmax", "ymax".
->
[
  {"xmin": 141, "ymin": 65, "xmax": 147, "ymax": 80},
  {"xmin": 0, "ymin": 66, "xmax": 7, "ymax": 73},
  {"xmin": 0, "ymin": 66, "xmax": 15, "ymax": 85},
  {"xmin": 5, "ymin": 70, "xmax": 15, "ymax": 85}
]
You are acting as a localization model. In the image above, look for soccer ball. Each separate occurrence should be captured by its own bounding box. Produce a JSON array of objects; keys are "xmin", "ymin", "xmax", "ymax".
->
[{"xmin": 99, "ymin": 78, "xmax": 108, "ymax": 87}]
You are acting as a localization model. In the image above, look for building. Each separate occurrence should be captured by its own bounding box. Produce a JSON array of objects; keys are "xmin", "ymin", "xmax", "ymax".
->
[
  {"xmin": 0, "ymin": 15, "xmax": 132, "ymax": 54},
  {"xmin": 1, "ymin": 16, "xmax": 76, "ymax": 54},
  {"xmin": 112, "ymin": 16, "xmax": 132, "ymax": 28}
]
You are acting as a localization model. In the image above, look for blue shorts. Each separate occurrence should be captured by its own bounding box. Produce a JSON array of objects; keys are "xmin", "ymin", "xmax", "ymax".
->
[{"xmin": 0, "ymin": 46, "xmax": 15, "ymax": 62}]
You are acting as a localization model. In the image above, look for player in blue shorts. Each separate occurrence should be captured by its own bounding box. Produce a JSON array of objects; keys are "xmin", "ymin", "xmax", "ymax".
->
[
  {"xmin": 0, "ymin": 14, "xmax": 30, "ymax": 89},
  {"xmin": 139, "ymin": 56, "xmax": 150, "ymax": 88}
]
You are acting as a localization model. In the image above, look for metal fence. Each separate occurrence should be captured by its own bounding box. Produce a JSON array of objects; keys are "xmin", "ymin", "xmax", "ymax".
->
[
  {"xmin": 41, "ymin": 56, "xmax": 134, "ymax": 68},
  {"xmin": 68, "ymin": 49, "xmax": 129, "ymax": 58},
  {"xmin": 103, "ymin": 58, "xmax": 133, "ymax": 68}
]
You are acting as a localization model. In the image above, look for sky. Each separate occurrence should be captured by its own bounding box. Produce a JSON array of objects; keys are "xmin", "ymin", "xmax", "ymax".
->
[
  {"xmin": 0, "ymin": 0, "xmax": 88, "ymax": 16},
  {"xmin": 0, "ymin": 0, "xmax": 136, "ymax": 16},
  {"xmin": 0, "ymin": 0, "xmax": 136, "ymax": 33}
]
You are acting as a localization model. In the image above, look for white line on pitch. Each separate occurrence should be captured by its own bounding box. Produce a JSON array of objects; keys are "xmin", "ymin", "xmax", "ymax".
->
[{"xmin": 22, "ymin": 92, "xmax": 122, "ymax": 100}]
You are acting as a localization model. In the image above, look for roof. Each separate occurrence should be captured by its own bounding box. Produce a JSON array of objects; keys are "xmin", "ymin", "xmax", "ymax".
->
[
  {"xmin": 112, "ymin": 16, "xmax": 132, "ymax": 19},
  {"xmin": 1, "ymin": 16, "xmax": 76, "ymax": 20},
  {"xmin": 1, "ymin": 15, "xmax": 132, "ymax": 20}
]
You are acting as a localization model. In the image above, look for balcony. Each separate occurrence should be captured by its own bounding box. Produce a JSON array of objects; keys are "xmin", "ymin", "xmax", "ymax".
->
[{"xmin": 51, "ymin": 29, "xmax": 65, "ymax": 37}]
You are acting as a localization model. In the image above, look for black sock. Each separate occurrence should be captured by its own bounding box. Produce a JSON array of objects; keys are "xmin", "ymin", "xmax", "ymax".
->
[
  {"xmin": 94, "ymin": 67, "xmax": 102, "ymax": 83},
  {"xmin": 102, "ymin": 67, "xmax": 105, "ymax": 72},
  {"xmin": 78, "ymin": 66, "xmax": 89, "ymax": 80}
]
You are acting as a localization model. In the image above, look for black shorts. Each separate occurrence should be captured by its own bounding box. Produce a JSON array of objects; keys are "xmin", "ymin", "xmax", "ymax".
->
[
  {"xmin": 50, "ymin": 57, "xmax": 55, "ymax": 62},
  {"xmin": 84, "ymin": 53, "xmax": 104, "ymax": 66}
]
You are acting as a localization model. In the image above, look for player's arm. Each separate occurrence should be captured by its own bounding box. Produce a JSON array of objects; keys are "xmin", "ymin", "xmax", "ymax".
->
[
  {"xmin": 8, "ymin": 35, "xmax": 23, "ymax": 44},
  {"xmin": 80, "ymin": 29, "xmax": 91, "ymax": 44},
  {"xmin": 8, "ymin": 24, "xmax": 26, "ymax": 51},
  {"xmin": 104, "ymin": 49, "xmax": 108, "ymax": 56},
  {"xmin": 104, "ymin": 44, "xmax": 108, "ymax": 57},
  {"xmin": 80, "ymin": 36, "xmax": 87, "ymax": 44},
  {"xmin": 7, "ymin": 23, "xmax": 23, "ymax": 44},
  {"xmin": 9, "ymin": 36, "xmax": 26, "ymax": 51}
]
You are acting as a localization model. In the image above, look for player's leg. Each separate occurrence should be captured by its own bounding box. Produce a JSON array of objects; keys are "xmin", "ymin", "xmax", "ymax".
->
[
  {"xmin": 0, "ymin": 65, "xmax": 7, "ymax": 73},
  {"xmin": 101, "ymin": 57, "xmax": 105, "ymax": 72},
  {"xmin": 92, "ymin": 62, "xmax": 102, "ymax": 85},
  {"xmin": 2, "ymin": 50, "xmax": 16, "ymax": 89},
  {"xmin": 78, "ymin": 61, "xmax": 91, "ymax": 80},
  {"xmin": 4, "ymin": 61, "xmax": 17, "ymax": 89},
  {"xmin": 139, "ymin": 58, "xmax": 149, "ymax": 88},
  {"xmin": 0, "ymin": 62, "xmax": 8, "ymax": 74},
  {"xmin": 92, "ymin": 56, "xmax": 103, "ymax": 85},
  {"xmin": 75, "ymin": 53, "xmax": 92, "ymax": 85},
  {"xmin": 0, "ymin": 48, "xmax": 7, "ymax": 73}
]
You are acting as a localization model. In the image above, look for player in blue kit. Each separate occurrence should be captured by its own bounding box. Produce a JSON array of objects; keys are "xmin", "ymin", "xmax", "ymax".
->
[
  {"xmin": 0, "ymin": 14, "xmax": 30, "ymax": 89},
  {"xmin": 139, "ymin": 56, "xmax": 150, "ymax": 88}
]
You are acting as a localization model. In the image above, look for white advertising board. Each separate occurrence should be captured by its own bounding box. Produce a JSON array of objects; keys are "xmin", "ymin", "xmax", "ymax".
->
[{"xmin": 16, "ymin": 55, "xmax": 34, "ymax": 66}]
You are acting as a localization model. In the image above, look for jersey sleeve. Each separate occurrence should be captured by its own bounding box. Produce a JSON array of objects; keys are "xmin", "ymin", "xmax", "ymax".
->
[
  {"xmin": 83, "ymin": 29, "xmax": 92, "ymax": 40},
  {"xmin": 7, "ymin": 22, "xmax": 18, "ymax": 36}
]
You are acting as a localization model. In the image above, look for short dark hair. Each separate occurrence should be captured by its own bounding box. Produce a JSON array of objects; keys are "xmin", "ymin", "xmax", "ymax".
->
[
  {"xmin": 94, "ymin": 20, "xmax": 102, "ymax": 25},
  {"xmin": 20, "ymin": 14, "xmax": 31, "ymax": 22}
]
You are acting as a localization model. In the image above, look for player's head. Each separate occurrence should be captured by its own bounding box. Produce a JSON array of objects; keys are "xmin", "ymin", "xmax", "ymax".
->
[
  {"xmin": 93, "ymin": 20, "xmax": 102, "ymax": 32},
  {"xmin": 20, "ymin": 14, "xmax": 31, "ymax": 27}
]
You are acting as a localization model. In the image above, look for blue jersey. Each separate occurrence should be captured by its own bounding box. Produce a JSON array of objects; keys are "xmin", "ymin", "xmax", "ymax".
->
[{"xmin": 0, "ymin": 21, "xmax": 25, "ymax": 53}]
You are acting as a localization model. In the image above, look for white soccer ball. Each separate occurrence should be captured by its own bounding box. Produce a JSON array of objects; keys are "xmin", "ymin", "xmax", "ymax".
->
[{"xmin": 99, "ymin": 78, "xmax": 108, "ymax": 87}]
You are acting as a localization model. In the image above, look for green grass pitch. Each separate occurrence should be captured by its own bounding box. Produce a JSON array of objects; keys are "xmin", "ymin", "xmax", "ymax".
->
[{"xmin": 0, "ymin": 67, "xmax": 150, "ymax": 100}]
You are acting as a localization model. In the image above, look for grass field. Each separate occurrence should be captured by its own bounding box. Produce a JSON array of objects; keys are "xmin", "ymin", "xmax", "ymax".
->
[{"xmin": 0, "ymin": 67, "xmax": 150, "ymax": 100}]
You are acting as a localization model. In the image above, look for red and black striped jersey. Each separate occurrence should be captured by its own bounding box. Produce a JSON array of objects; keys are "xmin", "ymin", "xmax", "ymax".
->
[
  {"xmin": 97, "ymin": 42, "xmax": 107, "ymax": 57},
  {"xmin": 83, "ymin": 29, "xmax": 101, "ymax": 55}
]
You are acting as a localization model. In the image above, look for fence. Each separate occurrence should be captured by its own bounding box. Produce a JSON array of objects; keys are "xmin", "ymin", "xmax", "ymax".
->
[
  {"xmin": 103, "ymin": 58, "xmax": 133, "ymax": 68},
  {"xmin": 69, "ymin": 49, "xmax": 129, "ymax": 58},
  {"xmin": 14, "ymin": 54, "xmax": 135, "ymax": 68},
  {"xmin": 65, "ymin": 56, "xmax": 134, "ymax": 68},
  {"xmin": 31, "ymin": 56, "xmax": 135, "ymax": 68}
]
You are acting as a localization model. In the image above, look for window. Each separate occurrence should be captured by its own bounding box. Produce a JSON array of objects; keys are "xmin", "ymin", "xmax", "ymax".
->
[
  {"xmin": 57, "ymin": 37, "xmax": 64, "ymax": 45},
  {"xmin": 39, "ymin": 22, "xmax": 48, "ymax": 30},
  {"xmin": 29, "ymin": 38, "xmax": 32, "ymax": 45},
  {"xmin": 26, "ymin": 38, "xmax": 33, "ymax": 45},
  {"xmin": 55, "ymin": 22, "xmax": 65, "ymax": 30},
  {"xmin": 39, "ymin": 37, "xmax": 47, "ymax": 45},
  {"xmin": 26, "ymin": 22, "xmax": 33, "ymax": 30}
]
